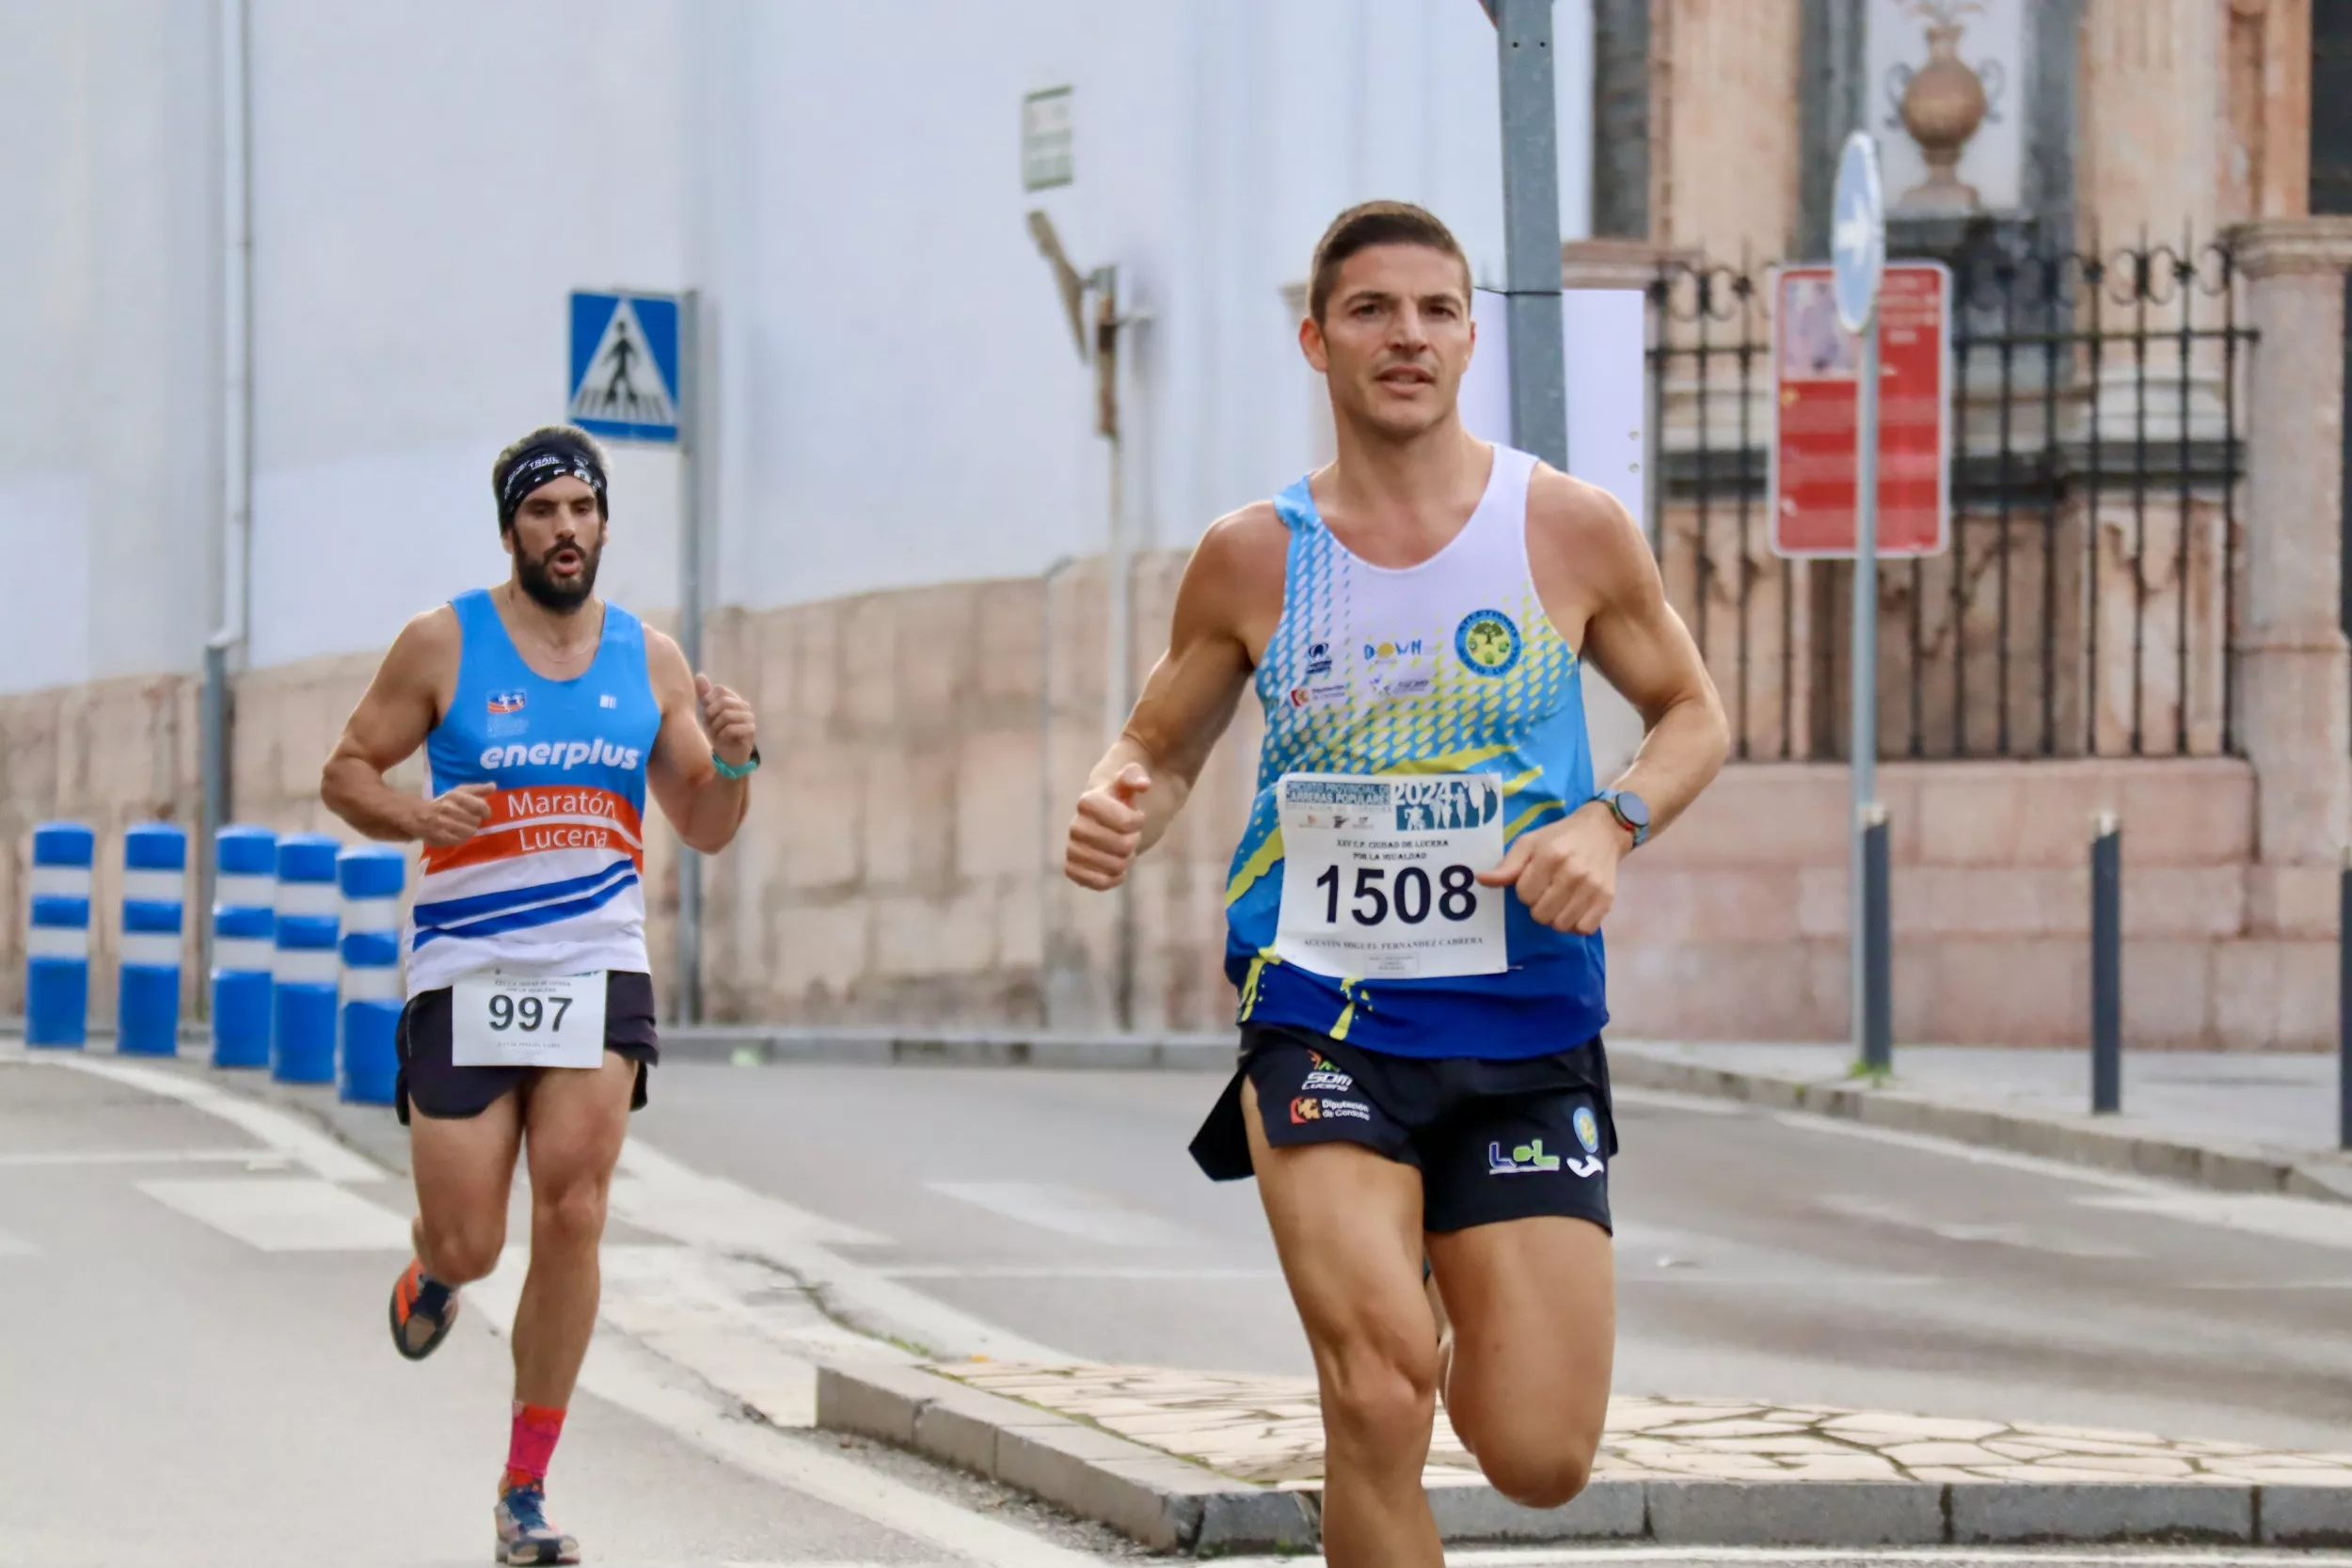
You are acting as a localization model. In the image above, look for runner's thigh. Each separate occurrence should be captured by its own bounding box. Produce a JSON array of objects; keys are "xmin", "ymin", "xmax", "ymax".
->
[
  {"xmin": 409, "ymin": 1087, "xmax": 524, "ymax": 1272},
  {"xmin": 521, "ymin": 1052, "xmax": 638, "ymax": 1198},
  {"xmin": 1425, "ymin": 1214, "xmax": 1614, "ymax": 1494},
  {"xmin": 1240, "ymin": 1074, "xmax": 1432, "ymax": 1383}
]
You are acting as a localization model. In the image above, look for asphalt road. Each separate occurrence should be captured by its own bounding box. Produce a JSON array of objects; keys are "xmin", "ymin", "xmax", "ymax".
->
[
  {"xmin": 9, "ymin": 1038, "xmax": 2352, "ymax": 1568},
  {"xmin": 0, "ymin": 1053, "xmax": 1142, "ymax": 1568},
  {"xmin": 632, "ymin": 1059, "xmax": 2352, "ymax": 1456}
]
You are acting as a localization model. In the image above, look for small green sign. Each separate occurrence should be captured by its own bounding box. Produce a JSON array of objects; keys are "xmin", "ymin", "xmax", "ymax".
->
[{"xmin": 1022, "ymin": 86, "xmax": 1074, "ymax": 192}]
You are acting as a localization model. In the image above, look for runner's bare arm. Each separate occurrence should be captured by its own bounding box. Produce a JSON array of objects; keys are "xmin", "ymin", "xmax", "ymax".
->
[
  {"xmin": 1065, "ymin": 505, "xmax": 1285, "ymax": 891},
  {"xmin": 644, "ymin": 628, "xmax": 755, "ymax": 855},
  {"xmin": 1541, "ymin": 471, "xmax": 1728, "ymax": 840},
  {"xmin": 320, "ymin": 609, "xmax": 493, "ymax": 847},
  {"xmin": 1480, "ymin": 473, "xmax": 1726, "ymax": 933}
]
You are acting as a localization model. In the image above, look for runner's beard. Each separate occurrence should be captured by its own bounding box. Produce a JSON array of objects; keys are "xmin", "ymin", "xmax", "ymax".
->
[{"xmin": 516, "ymin": 538, "xmax": 600, "ymax": 612}]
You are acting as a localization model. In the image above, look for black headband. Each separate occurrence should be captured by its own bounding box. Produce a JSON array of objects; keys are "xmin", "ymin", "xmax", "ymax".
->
[{"xmin": 499, "ymin": 441, "xmax": 608, "ymax": 529}]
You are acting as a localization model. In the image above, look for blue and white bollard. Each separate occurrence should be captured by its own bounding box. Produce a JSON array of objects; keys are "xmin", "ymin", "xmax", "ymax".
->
[
  {"xmin": 337, "ymin": 846, "xmax": 405, "ymax": 1105},
  {"xmin": 117, "ymin": 823, "xmax": 188, "ymax": 1056},
  {"xmin": 211, "ymin": 825, "xmax": 278, "ymax": 1069},
  {"xmin": 25, "ymin": 822, "xmax": 94, "ymax": 1048},
  {"xmin": 271, "ymin": 834, "xmax": 342, "ymax": 1085}
]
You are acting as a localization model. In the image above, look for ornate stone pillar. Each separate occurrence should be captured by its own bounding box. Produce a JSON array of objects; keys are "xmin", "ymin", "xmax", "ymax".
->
[
  {"xmin": 2076, "ymin": 0, "xmax": 2224, "ymax": 245},
  {"xmin": 1649, "ymin": 0, "xmax": 1804, "ymax": 262},
  {"xmin": 2074, "ymin": 0, "xmax": 2230, "ymax": 442},
  {"xmin": 2221, "ymin": 0, "xmax": 2311, "ymax": 225},
  {"xmin": 2233, "ymin": 218, "xmax": 2352, "ymax": 865}
]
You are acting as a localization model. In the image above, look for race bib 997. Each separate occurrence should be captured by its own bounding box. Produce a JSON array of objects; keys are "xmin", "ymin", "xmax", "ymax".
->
[
  {"xmin": 450, "ymin": 971, "xmax": 608, "ymax": 1069},
  {"xmin": 1273, "ymin": 772, "xmax": 1506, "ymax": 980}
]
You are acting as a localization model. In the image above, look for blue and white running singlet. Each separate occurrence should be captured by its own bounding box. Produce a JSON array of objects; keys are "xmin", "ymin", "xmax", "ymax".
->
[
  {"xmin": 1223, "ymin": 444, "xmax": 1608, "ymax": 1059},
  {"xmin": 403, "ymin": 589, "xmax": 664, "ymax": 997}
]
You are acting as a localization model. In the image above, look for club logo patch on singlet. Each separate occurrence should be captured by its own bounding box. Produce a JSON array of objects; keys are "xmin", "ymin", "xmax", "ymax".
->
[{"xmin": 1454, "ymin": 609, "xmax": 1522, "ymax": 676}]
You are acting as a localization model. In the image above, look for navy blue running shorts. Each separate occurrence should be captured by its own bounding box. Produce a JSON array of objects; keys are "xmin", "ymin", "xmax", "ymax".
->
[
  {"xmin": 392, "ymin": 970, "xmax": 660, "ymax": 1126},
  {"xmin": 1187, "ymin": 1023, "xmax": 1617, "ymax": 1236}
]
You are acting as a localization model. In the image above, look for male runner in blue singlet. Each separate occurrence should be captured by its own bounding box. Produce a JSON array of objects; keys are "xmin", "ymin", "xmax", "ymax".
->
[
  {"xmin": 1063, "ymin": 203, "xmax": 1728, "ymax": 1565},
  {"xmin": 322, "ymin": 425, "xmax": 761, "ymax": 1564}
]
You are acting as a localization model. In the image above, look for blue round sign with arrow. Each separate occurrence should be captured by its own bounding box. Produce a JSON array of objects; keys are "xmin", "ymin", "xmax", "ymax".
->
[{"xmin": 1832, "ymin": 132, "xmax": 1885, "ymax": 335}]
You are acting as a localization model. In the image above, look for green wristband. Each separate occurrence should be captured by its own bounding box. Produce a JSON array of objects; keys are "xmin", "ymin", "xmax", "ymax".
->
[{"xmin": 711, "ymin": 746, "xmax": 761, "ymax": 780}]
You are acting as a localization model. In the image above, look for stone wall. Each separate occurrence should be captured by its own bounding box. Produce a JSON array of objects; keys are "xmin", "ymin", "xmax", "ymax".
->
[
  {"xmin": 0, "ymin": 561, "xmax": 2329, "ymax": 1048},
  {"xmin": 1612, "ymin": 756, "xmax": 2330, "ymax": 1049}
]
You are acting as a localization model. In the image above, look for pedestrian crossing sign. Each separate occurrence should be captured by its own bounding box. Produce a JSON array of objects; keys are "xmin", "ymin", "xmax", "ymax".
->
[{"xmin": 567, "ymin": 291, "xmax": 680, "ymax": 444}]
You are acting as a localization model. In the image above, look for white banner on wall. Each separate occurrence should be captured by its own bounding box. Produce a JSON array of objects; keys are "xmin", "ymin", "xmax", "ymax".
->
[
  {"xmin": 1458, "ymin": 286, "xmax": 1649, "ymax": 779},
  {"xmin": 1460, "ymin": 286, "xmax": 1646, "ymax": 531}
]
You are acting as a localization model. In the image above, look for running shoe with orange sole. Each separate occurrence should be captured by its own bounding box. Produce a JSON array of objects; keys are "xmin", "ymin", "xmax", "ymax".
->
[{"xmin": 389, "ymin": 1258, "xmax": 460, "ymax": 1361}]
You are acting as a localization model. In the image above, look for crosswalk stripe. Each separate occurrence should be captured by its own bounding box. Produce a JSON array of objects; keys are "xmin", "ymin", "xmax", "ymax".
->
[
  {"xmin": 0, "ymin": 1148, "xmax": 296, "ymax": 1170},
  {"xmin": 40, "ymin": 1056, "xmax": 384, "ymax": 1182},
  {"xmin": 137, "ymin": 1176, "xmax": 411, "ymax": 1252},
  {"xmin": 924, "ymin": 1180, "xmax": 1199, "ymax": 1248}
]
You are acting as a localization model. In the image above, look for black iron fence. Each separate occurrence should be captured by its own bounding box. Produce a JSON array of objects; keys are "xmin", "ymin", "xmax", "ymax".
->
[{"xmin": 1645, "ymin": 232, "xmax": 2257, "ymax": 762}]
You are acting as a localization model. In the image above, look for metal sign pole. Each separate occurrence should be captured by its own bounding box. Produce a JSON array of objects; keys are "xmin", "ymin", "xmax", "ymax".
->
[
  {"xmin": 1490, "ymin": 0, "xmax": 1569, "ymax": 470},
  {"xmin": 1851, "ymin": 309, "xmax": 1884, "ymax": 1071},
  {"xmin": 1831, "ymin": 130, "xmax": 1888, "ymax": 1074},
  {"xmin": 675, "ymin": 288, "xmax": 704, "ymax": 1027}
]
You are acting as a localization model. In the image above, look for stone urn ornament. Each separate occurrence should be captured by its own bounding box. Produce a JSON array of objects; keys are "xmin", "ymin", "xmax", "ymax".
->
[{"xmin": 1892, "ymin": 0, "xmax": 1990, "ymax": 213}]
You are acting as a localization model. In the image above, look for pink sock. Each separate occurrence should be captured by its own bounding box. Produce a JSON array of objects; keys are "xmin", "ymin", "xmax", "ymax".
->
[{"xmin": 502, "ymin": 1402, "xmax": 565, "ymax": 1493}]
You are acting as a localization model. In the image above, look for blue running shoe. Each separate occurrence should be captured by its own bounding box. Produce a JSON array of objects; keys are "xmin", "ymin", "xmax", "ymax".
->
[{"xmin": 494, "ymin": 1481, "xmax": 579, "ymax": 1565}]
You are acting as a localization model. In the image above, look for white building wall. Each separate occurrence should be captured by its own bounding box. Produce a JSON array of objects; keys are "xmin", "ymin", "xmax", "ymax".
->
[
  {"xmin": 244, "ymin": 0, "xmax": 688, "ymax": 671},
  {"xmin": 0, "ymin": 1, "xmax": 219, "ymax": 694},
  {"xmin": 0, "ymin": 0, "xmax": 1596, "ymax": 693}
]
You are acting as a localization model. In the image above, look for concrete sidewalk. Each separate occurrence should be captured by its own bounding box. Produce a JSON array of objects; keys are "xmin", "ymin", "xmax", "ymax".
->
[
  {"xmin": 817, "ymin": 1358, "xmax": 2352, "ymax": 1553},
  {"xmin": 1608, "ymin": 1040, "xmax": 2352, "ymax": 1205}
]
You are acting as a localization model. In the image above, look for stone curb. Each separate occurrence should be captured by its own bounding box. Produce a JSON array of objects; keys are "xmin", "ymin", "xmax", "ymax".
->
[
  {"xmin": 814, "ymin": 1362, "xmax": 1318, "ymax": 1553},
  {"xmin": 1606, "ymin": 1045, "xmax": 2352, "ymax": 1208},
  {"xmin": 811, "ymin": 1362, "xmax": 2352, "ymax": 1553}
]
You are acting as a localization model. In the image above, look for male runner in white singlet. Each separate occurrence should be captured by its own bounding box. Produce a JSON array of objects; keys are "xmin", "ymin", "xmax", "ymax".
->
[
  {"xmin": 1064, "ymin": 204, "xmax": 1728, "ymax": 1564},
  {"xmin": 322, "ymin": 426, "xmax": 760, "ymax": 1564}
]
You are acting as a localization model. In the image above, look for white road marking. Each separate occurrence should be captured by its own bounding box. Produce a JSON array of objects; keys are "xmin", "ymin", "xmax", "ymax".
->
[
  {"xmin": 1818, "ymin": 1193, "xmax": 2143, "ymax": 1259},
  {"xmin": 2074, "ymin": 1188, "xmax": 2352, "ymax": 1253},
  {"xmin": 616, "ymin": 1141, "xmax": 1072, "ymax": 1364},
  {"xmin": 1767, "ymin": 1112, "xmax": 2172, "ymax": 1192},
  {"xmin": 613, "ymin": 1142, "xmax": 885, "ymax": 1247},
  {"xmin": 463, "ymin": 1262, "xmax": 1106, "ymax": 1568},
  {"xmin": 38, "ymin": 1056, "xmax": 384, "ymax": 1182},
  {"xmin": 922, "ymin": 1181, "xmax": 1201, "ymax": 1248},
  {"xmin": 1781, "ymin": 1109, "xmax": 2352, "ymax": 1260},
  {"xmin": 138, "ymin": 1176, "xmax": 413, "ymax": 1251},
  {"xmin": 0, "ymin": 1148, "xmax": 296, "ymax": 1169},
  {"xmin": 2179, "ymin": 1275, "xmax": 2352, "ymax": 1290},
  {"xmin": 870, "ymin": 1263, "xmax": 1279, "ymax": 1281},
  {"xmin": 30, "ymin": 1053, "xmax": 1106, "ymax": 1558}
]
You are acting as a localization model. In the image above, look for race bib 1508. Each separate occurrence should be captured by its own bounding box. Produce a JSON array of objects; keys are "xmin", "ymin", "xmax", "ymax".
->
[
  {"xmin": 450, "ymin": 970, "xmax": 608, "ymax": 1069},
  {"xmin": 1273, "ymin": 772, "xmax": 1507, "ymax": 980}
]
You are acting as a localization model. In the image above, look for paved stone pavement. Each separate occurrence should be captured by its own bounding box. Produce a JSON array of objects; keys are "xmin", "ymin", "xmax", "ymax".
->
[{"xmin": 926, "ymin": 1360, "xmax": 2352, "ymax": 1493}]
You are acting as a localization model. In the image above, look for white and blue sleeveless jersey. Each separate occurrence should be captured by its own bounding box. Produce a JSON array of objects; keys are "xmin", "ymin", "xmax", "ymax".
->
[
  {"xmin": 404, "ymin": 588, "xmax": 663, "ymax": 996},
  {"xmin": 1222, "ymin": 445, "xmax": 1609, "ymax": 1058}
]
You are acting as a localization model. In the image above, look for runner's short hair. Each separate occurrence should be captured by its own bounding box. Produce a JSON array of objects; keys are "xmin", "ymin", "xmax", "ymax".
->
[
  {"xmin": 1308, "ymin": 201, "xmax": 1473, "ymax": 325},
  {"xmin": 490, "ymin": 425, "xmax": 609, "ymax": 534}
]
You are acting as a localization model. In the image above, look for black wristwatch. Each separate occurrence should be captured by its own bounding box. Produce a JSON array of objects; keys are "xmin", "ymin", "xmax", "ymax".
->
[{"xmin": 1598, "ymin": 789, "xmax": 1649, "ymax": 848}]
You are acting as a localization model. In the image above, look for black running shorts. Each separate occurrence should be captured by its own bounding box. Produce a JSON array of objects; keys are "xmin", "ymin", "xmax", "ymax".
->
[
  {"xmin": 392, "ymin": 970, "xmax": 660, "ymax": 1126},
  {"xmin": 1187, "ymin": 1023, "xmax": 1617, "ymax": 1236}
]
